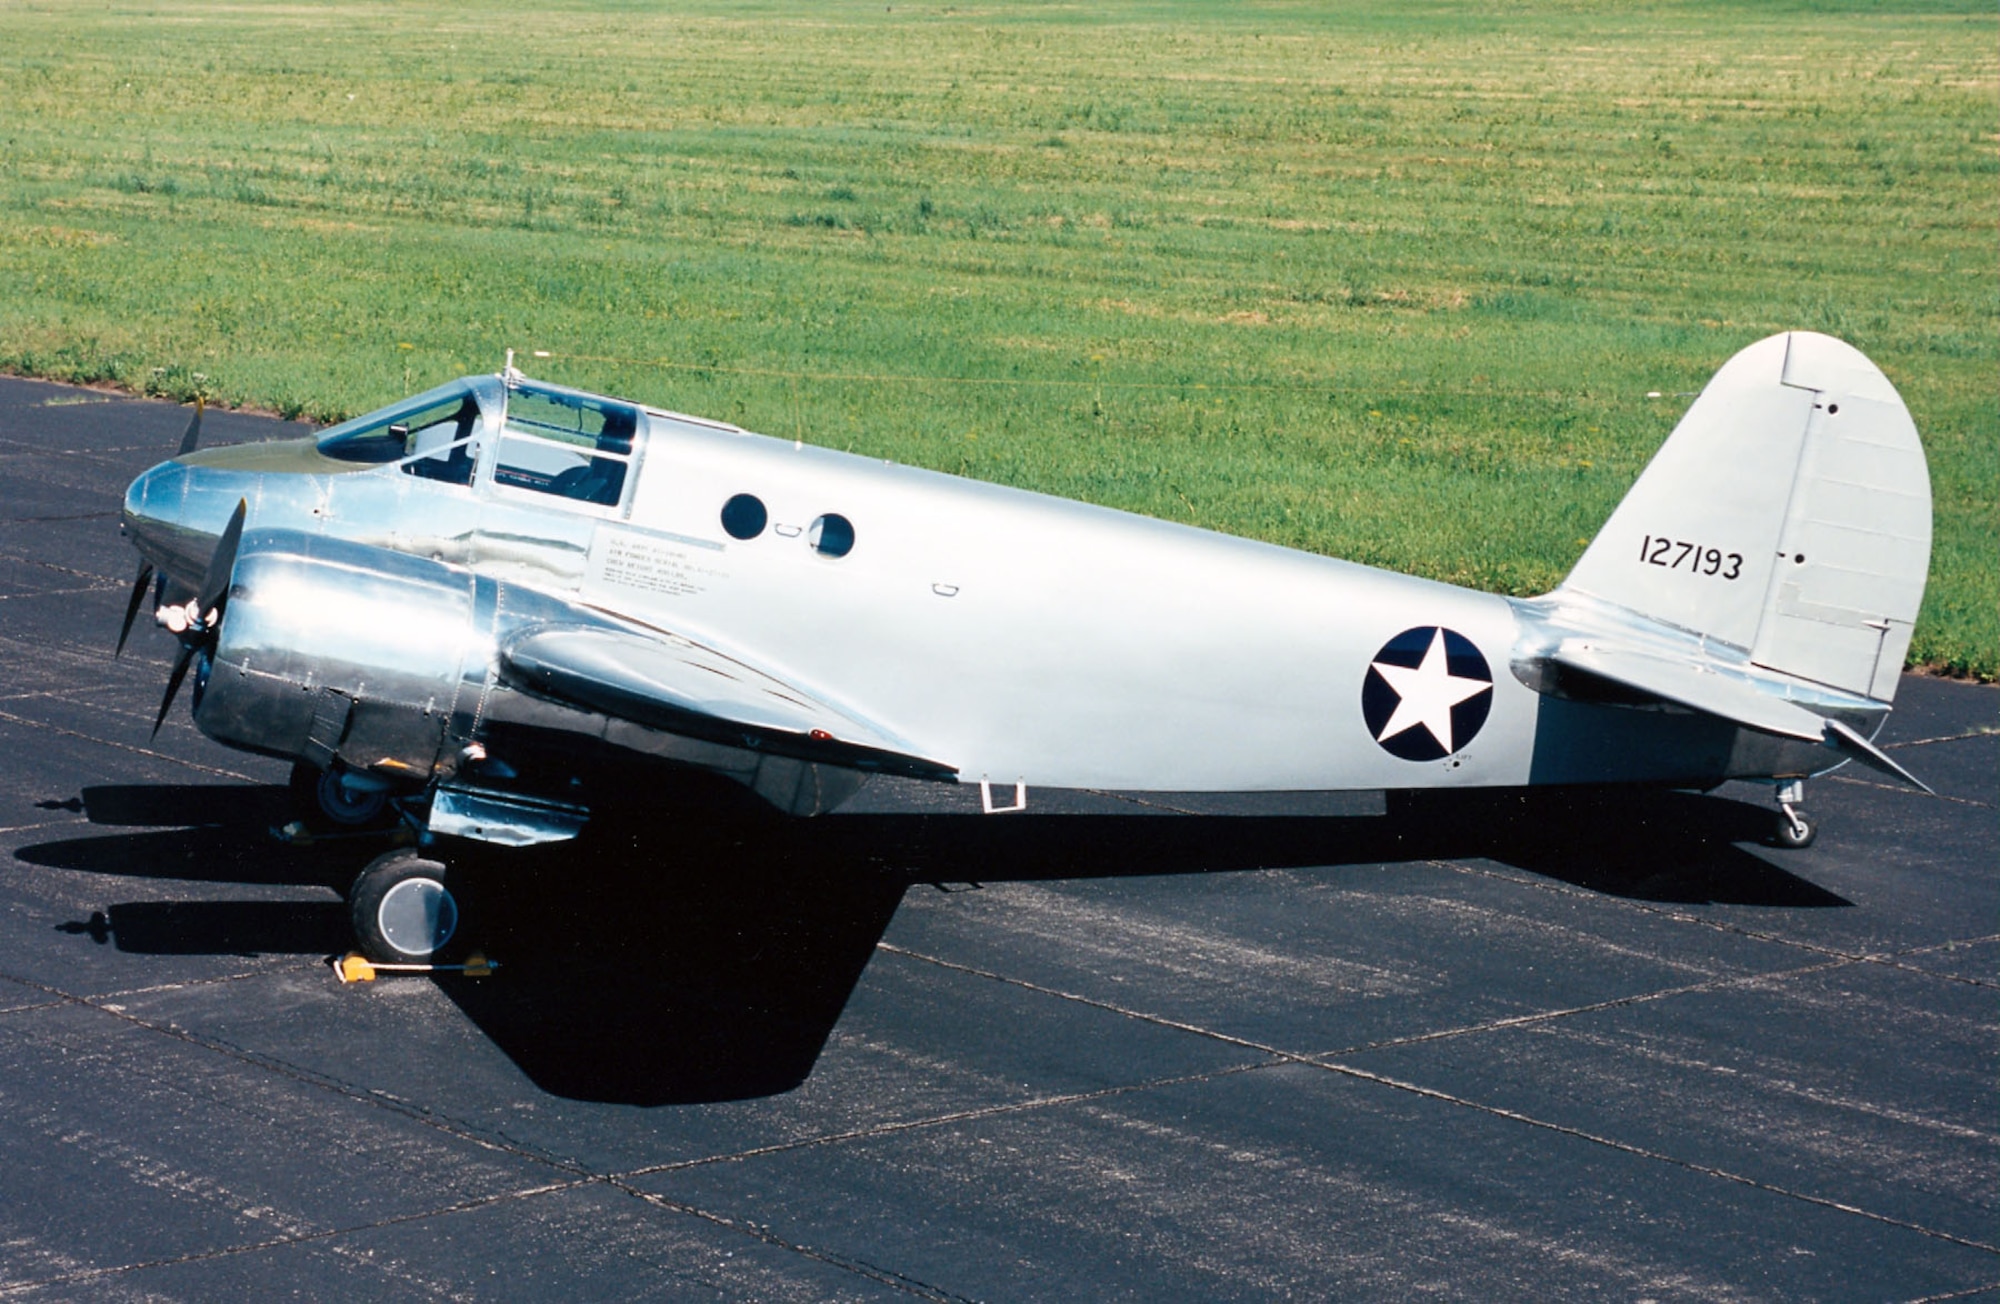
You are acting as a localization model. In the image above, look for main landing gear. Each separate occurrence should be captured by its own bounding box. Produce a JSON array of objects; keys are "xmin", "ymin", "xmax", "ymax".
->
[
  {"xmin": 1772, "ymin": 779, "xmax": 1816, "ymax": 850},
  {"xmin": 284, "ymin": 763, "xmax": 475, "ymax": 969},
  {"xmin": 348, "ymin": 848, "xmax": 459, "ymax": 963}
]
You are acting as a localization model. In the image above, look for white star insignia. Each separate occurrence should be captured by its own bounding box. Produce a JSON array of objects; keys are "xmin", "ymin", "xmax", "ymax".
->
[{"xmin": 1372, "ymin": 628, "xmax": 1490, "ymax": 755}]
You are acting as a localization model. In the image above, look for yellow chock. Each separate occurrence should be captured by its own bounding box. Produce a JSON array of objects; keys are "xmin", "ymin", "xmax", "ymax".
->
[
  {"xmin": 462, "ymin": 951, "xmax": 492, "ymax": 978},
  {"xmin": 336, "ymin": 952, "xmax": 377, "ymax": 983}
]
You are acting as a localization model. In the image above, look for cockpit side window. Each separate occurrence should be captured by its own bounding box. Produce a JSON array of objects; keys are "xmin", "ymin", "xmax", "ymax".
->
[
  {"xmin": 493, "ymin": 386, "xmax": 639, "ymax": 508},
  {"xmin": 318, "ymin": 383, "xmax": 481, "ymax": 488},
  {"xmin": 400, "ymin": 398, "xmax": 480, "ymax": 486}
]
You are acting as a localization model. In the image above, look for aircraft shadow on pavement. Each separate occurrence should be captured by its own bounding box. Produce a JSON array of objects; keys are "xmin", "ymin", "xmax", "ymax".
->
[{"xmin": 21, "ymin": 780, "xmax": 1845, "ymax": 1106}]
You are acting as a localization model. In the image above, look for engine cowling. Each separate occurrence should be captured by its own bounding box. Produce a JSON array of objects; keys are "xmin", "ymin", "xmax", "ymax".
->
[{"xmin": 193, "ymin": 531, "xmax": 497, "ymax": 780}]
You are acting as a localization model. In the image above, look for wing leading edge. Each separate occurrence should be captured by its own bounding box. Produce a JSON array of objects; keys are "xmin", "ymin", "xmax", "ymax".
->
[{"xmin": 501, "ymin": 626, "xmax": 958, "ymax": 783}]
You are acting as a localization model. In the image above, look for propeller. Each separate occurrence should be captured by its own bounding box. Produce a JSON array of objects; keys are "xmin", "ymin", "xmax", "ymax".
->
[
  {"xmin": 150, "ymin": 498, "xmax": 246, "ymax": 739},
  {"xmin": 176, "ymin": 394, "xmax": 204, "ymax": 457},
  {"xmin": 114, "ymin": 562, "xmax": 154, "ymax": 657},
  {"xmin": 116, "ymin": 396, "xmax": 203, "ymax": 657}
]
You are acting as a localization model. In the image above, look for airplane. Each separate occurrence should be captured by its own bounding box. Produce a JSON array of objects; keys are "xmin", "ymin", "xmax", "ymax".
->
[{"xmin": 117, "ymin": 331, "xmax": 1932, "ymax": 966}]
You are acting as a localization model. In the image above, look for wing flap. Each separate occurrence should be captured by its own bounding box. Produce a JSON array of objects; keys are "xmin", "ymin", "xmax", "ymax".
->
[
  {"xmin": 501, "ymin": 626, "xmax": 956, "ymax": 782},
  {"xmin": 1544, "ymin": 641, "xmax": 1930, "ymax": 792}
]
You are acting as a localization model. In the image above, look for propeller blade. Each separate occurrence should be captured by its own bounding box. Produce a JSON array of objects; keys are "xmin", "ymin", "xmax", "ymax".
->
[
  {"xmin": 197, "ymin": 498, "xmax": 248, "ymax": 622},
  {"xmin": 176, "ymin": 395, "xmax": 204, "ymax": 457},
  {"xmin": 115, "ymin": 562, "xmax": 155, "ymax": 657},
  {"xmin": 148, "ymin": 499, "xmax": 245, "ymax": 739},
  {"xmin": 152, "ymin": 642, "xmax": 196, "ymax": 739}
]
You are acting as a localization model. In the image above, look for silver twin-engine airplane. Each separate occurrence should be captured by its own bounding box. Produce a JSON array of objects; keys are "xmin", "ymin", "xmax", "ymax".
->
[{"xmin": 119, "ymin": 331, "xmax": 1931, "ymax": 965}]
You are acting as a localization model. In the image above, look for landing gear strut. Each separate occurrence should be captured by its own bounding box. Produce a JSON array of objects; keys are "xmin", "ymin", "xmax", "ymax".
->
[
  {"xmin": 348, "ymin": 848, "xmax": 459, "ymax": 962},
  {"xmin": 1772, "ymin": 779, "xmax": 1816, "ymax": 850}
]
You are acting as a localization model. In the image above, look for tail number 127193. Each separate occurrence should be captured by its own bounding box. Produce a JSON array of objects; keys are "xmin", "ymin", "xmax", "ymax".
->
[{"xmin": 1641, "ymin": 534, "xmax": 1743, "ymax": 580}]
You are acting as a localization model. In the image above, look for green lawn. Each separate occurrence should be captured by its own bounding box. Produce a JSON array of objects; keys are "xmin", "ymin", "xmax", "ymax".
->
[{"xmin": 1, "ymin": 0, "xmax": 1991, "ymax": 674}]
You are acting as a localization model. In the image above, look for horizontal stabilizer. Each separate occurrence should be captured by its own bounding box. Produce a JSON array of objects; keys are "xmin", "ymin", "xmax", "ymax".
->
[
  {"xmin": 1542, "ymin": 641, "xmax": 1929, "ymax": 792},
  {"xmin": 502, "ymin": 626, "xmax": 957, "ymax": 782}
]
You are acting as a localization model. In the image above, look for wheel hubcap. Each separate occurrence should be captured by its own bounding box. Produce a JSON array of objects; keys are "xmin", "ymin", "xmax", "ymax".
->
[{"xmin": 376, "ymin": 877, "xmax": 457, "ymax": 957}]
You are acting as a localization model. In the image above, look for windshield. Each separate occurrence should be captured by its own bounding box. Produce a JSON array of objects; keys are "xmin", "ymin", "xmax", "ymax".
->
[{"xmin": 317, "ymin": 381, "xmax": 482, "ymax": 464}]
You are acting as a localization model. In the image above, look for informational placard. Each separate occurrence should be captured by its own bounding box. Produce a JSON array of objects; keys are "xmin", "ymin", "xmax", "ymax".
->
[{"xmin": 586, "ymin": 524, "xmax": 727, "ymax": 600}]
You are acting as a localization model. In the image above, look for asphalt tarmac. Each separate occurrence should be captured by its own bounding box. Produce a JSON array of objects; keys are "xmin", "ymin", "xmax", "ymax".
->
[{"xmin": 0, "ymin": 375, "xmax": 1992, "ymax": 1302}]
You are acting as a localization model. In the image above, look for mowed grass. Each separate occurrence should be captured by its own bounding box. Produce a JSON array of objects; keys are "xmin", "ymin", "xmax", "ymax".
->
[{"xmin": 0, "ymin": 0, "xmax": 1991, "ymax": 674}]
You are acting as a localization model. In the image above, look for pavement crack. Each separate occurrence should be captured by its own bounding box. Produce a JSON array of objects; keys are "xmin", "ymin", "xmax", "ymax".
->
[
  {"xmin": 1433, "ymin": 859, "xmax": 2000, "ymax": 987},
  {"xmin": 0, "ymin": 706, "xmax": 260, "ymax": 780},
  {"xmin": 1078, "ymin": 788, "xmax": 1209, "ymax": 815},
  {"xmin": 875, "ymin": 942, "xmax": 2000, "ymax": 1260},
  {"xmin": 0, "ymin": 511, "xmax": 119, "ymax": 525},
  {"xmin": 0, "ymin": 818, "xmax": 70, "ymax": 837},
  {"xmin": 1312, "ymin": 952, "xmax": 1866, "ymax": 1059},
  {"xmin": 88, "ymin": 967, "xmax": 299, "ymax": 1003},
  {"xmin": 0, "ymin": 961, "xmax": 1003, "ymax": 1299},
  {"xmin": 1825, "ymin": 772, "xmax": 1991, "ymax": 808},
  {"xmin": 0, "ymin": 962, "xmax": 594, "ymax": 1177},
  {"xmin": 1882, "ymin": 727, "xmax": 1999, "ymax": 749},
  {"xmin": 1309, "ymin": 1058, "xmax": 2000, "ymax": 1258},
  {"xmin": 0, "ymin": 548, "xmax": 125, "ymax": 585},
  {"xmin": 615, "ymin": 1059, "xmax": 1280, "ymax": 1183},
  {"xmin": 0, "ymin": 584, "xmax": 120, "ymax": 603},
  {"xmin": 1903, "ymin": 1282, "xmax": 2000, "ymax": 1304},
  {"xmin": 0, "ymin": 997, "xmax": 69, "ymax": 1018},
  {"xmin": 0, "ymin": 1179, "xmax": 585, "ymax": 1298},
  {"xmin": 614, "ymin": 1184, "xmax": 981, "ymax": 1303}
]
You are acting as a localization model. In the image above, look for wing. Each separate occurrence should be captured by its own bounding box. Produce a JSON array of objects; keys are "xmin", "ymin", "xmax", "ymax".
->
[{"xmin": 499, "ymin": 624, "xmax": 957, "ymax": 783}]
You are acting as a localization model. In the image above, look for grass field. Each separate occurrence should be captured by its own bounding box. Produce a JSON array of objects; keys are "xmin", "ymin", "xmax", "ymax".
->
[{"xmin": 0, "ymin": 0, "xmax": 1992, "ymax": 674}]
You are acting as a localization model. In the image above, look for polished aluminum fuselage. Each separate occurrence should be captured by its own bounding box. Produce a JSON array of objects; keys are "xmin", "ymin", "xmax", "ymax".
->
[{"xmin": 122, "ymin": 374, "xmax": 1833, "ymax": 801}]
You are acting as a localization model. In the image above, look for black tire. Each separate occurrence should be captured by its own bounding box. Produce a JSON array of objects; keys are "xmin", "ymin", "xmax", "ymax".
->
[
  {"xmin": 1773, "ymin": 811, "xmax": 1817, "ymax": 850},
  {"xmin": 292, "ymin": 760, "xmax": 390, "ymax": 827},
  {"xmin": 349, "ymin": 850, "xmax": 459, "ymax": 962}
]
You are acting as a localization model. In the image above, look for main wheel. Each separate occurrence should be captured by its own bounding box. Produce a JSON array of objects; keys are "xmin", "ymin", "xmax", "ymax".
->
[
  {"xmin": 291, "ymin": 760, "xmax": 389, "ymax": 827},
  {"xmin": 349, "ymin": 849, "xmax": 459, "ymax": 962},
  {"xmin": 1773, "ymin": 810, "xmax": 1817, "ymax": 850}
]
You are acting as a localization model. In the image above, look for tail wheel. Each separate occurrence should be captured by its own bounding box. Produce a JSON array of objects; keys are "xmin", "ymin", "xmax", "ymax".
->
[
  {"xmin": 1773, "ymin": 810, "xmax": 1817, "ymax": 850},
  {"xmin": 349, "ymin": 850, "xmax": 458, "ymax": 962}
]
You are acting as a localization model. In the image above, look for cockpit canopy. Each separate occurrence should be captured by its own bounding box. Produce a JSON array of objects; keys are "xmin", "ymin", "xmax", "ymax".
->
[
  {"xmin": 493, "ymin": 385, "xmax": 639, "ymax": 507},
  {"xmin": 314, "ymin": 377, "xmax": 643, "ymax": 506}
]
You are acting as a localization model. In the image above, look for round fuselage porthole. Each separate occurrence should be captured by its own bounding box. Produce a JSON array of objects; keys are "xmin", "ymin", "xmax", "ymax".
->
[
  {"xmin": 720, "ymin": 493, "xmax": 767, "ymax": 540},
  {"xmin": 809, "ymin": 513, "xmax": 854, "ymax": 558}
]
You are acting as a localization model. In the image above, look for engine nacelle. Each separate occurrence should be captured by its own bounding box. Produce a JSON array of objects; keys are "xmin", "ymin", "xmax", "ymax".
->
[
  {"xmin": 190, "ymin": 530, "xmax": 861, "ymax": 823},
  {"xmin": 193, "ymin": 531, "xmax": 498, "ymax": 780}
]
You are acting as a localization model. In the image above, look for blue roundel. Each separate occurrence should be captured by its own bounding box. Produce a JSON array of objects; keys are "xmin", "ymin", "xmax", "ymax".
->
[{"xmin": 1361, "ymin": 626, "xmax": 1493, "ymax": 761}]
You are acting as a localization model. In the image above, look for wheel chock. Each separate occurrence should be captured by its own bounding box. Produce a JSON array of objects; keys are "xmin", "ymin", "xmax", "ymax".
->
[{"xmin": 332, "ymin": 952, "xmax": 496, "ymax": 983}]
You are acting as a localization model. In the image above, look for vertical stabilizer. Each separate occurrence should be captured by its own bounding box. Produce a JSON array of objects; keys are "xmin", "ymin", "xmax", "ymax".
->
[{"xmin": 1560, "ymin": 332, "xmax": 1930, "ymax": 702}]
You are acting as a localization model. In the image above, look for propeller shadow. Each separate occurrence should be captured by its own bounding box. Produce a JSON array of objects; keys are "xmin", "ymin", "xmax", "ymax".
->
[
  {"xmin": 24, "ymin": 777, "xmax": 1845, "ymax": 1105},
  {"xmin": 58, "ymin": 900, "xmax": 349, "ymax": 957}
]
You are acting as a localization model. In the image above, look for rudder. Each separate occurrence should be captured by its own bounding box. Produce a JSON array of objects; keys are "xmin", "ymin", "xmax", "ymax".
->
[{"xmin": 1559, "ymin": 332, "xmax": 1930, "ymax": 702}]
